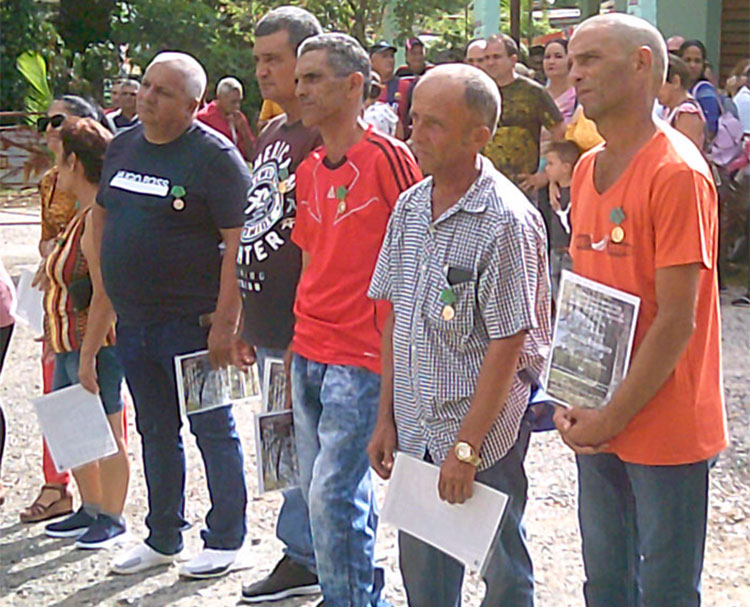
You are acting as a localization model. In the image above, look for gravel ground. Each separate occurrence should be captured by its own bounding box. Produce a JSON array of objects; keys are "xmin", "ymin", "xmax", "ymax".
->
[{"xmin": 1, "ymin": 199, "xmax": 749, "ymax": 607}]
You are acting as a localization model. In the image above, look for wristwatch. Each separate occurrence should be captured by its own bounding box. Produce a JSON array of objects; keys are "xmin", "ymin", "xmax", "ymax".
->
[{"xmin": 454, "ymin": 441, "xmax": 481, "ymax": 467}]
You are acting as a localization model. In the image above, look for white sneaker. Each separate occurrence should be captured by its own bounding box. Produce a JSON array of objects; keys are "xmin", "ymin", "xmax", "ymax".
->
[
  {"xmin": 179, "ymin": 548, "xmax": 239, "ymax": 579},
  {"xmin": 111, "ymin": 542, "xmax": 177, "ymax": 575}
]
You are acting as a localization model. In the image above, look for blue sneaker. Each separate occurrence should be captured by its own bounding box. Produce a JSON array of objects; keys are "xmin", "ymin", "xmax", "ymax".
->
[
  {"xmin": 45, "ymin": 507, "xmax": 95, "ymax": 538},
  {"xmin": 75, "ymin": 513, "xmax": 128, "ymax": 550}
]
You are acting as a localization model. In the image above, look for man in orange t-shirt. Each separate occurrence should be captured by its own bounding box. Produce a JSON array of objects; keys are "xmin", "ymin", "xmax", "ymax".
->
[{"xmin": 554, "ymin": 14, "xmax": 727, "ymax": 607}]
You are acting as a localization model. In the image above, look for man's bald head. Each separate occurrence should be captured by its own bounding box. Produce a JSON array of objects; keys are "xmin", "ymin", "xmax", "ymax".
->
[
  {"xmin": 147, "ymin": 52, "xmax": 208, "ymax": 102},
  {"xmin": 574, "ymin": 13, "xmax": 667, "ymax": 89},
  {"xmin": 418, "ymin": 63, "xmax": 501, "ymax": 135}
]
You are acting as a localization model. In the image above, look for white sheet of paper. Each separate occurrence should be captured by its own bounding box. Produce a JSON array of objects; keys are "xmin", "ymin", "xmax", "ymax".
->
[
  {"xmin": 13, "ymin": 266, "xmax": 44, "ymax": 336},
  {"xmin": 381, "ymin": 452, "xmax": 509, "ymax": 574},
  {"xmin": 32, "ymin": 384, "xmax": 118, "ymax": 473}
]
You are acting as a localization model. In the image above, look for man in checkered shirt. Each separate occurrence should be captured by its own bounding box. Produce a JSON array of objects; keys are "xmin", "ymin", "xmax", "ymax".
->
[{"xmin": 367, "ymin": 64, "xmax": 551, "ymax": 607}]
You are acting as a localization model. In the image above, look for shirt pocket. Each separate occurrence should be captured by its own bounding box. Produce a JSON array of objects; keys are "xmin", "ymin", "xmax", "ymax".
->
[{"xmin": 423, "ymin": 279, "xmax": 476, "ymax": 350}]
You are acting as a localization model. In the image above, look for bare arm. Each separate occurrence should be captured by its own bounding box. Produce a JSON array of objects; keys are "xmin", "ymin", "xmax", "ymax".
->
[
  {"xmin": 367, "ymin": 311, "xmax": 398, "ymax": 478},
  {"xmin": 439, "ymin": 331, "xmax": 527, "ymax": 504},
  {"xmin": 78, "ymin": 206, "xmax": 116, "ymax": 393},
  {"xmin": 208, "ymin": 227, "xmax": 243, "ymax": 367},
  {"xmin": 674, "ymin": 113, "xmax": 706, "ymax": 151},
  {"xmin": 556, "ymin": 263, "xmax": 701, "ymax": 450}
]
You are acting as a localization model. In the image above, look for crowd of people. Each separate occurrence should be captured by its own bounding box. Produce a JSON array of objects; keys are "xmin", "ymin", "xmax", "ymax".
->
[{"xmin": 1, "ymin": 5, "xmax": 749, "ymax": 607}]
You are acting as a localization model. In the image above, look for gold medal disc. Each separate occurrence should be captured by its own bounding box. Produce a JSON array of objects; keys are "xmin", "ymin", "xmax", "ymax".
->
[
  {"xmin": 337, "ymin": 201, "xmax": 347, "ymax": 214},
  {"xmin": 173, "ymin": 198, "xmax": 185, "ymax": 211},
  {"xmin": 611, "ymin": 226, "xmax": 624, "ymax": 243},
  {"xmin": 442, "ymin": 305, "xmax": 455, "ymax": 321}
]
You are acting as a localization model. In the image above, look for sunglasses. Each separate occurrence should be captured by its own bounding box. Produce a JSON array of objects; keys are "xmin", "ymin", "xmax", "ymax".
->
[{"xmin": 37, "ymin": 114, "xmax": 66, "ymax": 132}]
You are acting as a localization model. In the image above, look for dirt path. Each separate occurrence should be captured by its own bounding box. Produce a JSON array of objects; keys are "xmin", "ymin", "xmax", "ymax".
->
[{"xmin": 1, "ymin": 203, "xmax": 748, "ymax": 607}]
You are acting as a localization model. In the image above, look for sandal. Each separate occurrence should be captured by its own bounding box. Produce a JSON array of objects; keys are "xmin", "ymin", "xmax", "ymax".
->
[{"xmin": 19, "ymin": 483, "xmax": 73, "ymax": 523}]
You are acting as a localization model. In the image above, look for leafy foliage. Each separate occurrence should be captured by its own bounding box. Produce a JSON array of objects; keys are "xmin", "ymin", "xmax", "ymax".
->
[{"xmin": 16, "ymin": 52, "xmax": 53, "ymax": 119}]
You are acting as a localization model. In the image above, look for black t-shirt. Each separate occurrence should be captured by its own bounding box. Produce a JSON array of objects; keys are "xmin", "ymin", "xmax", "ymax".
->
[
  {"xmin": 97, "ymin": 122, "xmax": 251, "ymax": 326},
  {"xmin": 236, "ymin": 114, "xmax": 321, "ymax": 349}
]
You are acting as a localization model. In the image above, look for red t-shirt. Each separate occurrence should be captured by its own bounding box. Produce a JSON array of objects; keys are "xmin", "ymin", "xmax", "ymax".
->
[
  {"xmin": 292, "ymin": 127, "xmax": 422, "ymax": 373},
  {"xmin": 570, "ymin": 125, "xmax": 727, "ymax": 465}
]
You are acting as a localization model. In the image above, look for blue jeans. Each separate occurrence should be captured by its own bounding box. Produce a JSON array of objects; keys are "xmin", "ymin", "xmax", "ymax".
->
[
  {"xmin": 116, "ymin": 318, "xmax": 247, "ymax": 555},
  {"xmin": 291, "ymin": 354, "xmax": 383, "ymax": 607},
  {"xmin": 577, "ymin": 453, "xmax": 709, "ymax": 607},
  {"xmin": 256, "ymin": 347, "xmax": 316, "ymax": 572},
  {"xmin": 399, "ymin": 412, "xmax": 534, "ymax": 607},
  {"xmin": 53, "ymin": 347, "xmax": 125, "ymax": 415}
]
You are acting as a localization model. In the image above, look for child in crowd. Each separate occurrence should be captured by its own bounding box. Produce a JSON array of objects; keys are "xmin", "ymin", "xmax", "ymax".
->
[{"xmin": 544, "ymin": 140, "xmax": 582, "ymax": 298}]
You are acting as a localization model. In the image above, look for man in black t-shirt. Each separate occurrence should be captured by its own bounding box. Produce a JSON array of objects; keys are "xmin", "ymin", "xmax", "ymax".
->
[
  {"xmin": 96, "ymin": 51, "xmax": 250, "ymax": 580},
  {"xmin": 234, "ymin": 7, "xmax": 324, "ymax": 605}
]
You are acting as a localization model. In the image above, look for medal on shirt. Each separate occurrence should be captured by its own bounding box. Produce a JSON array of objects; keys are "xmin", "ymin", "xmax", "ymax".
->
[
  {"xmin": 277, "ymin": 168, "xmax": 290, "ymax": 194},
  {"xmin": 609, "ymin": 206, "xmax": 626, "ymax": 243},
  {"xmin": 440, "ymin": 288, "xmax": 456, "ymax": 321},
  {"xmin": 336, "ymin": 185, "xmax": 348, "ymax": 214},
  {"xmin": 170, "ymin": 185, "xmax": 186, "ymax": 211}
]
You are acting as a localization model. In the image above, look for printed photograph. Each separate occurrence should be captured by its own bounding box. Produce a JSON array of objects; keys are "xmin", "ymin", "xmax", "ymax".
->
[
  {"xmin": 544, "ymin": 271, "xmax": 640, "ymax": 409},
  {"xmin": 174, "ymin": 350, "xmax": 260, "ymax": 416},
  {"xmin": 254, "ymin": 410, "xmax": 299, "ymax": 494},
  {"xmin": 262, "ymin": 357, "xmax": 288, "ymax": 412}
]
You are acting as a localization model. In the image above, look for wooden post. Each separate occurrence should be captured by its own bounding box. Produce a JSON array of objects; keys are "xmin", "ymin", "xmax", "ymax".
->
[{"xmin": 510, "ymin": 0, "xmax": 521, "ymax": 45}]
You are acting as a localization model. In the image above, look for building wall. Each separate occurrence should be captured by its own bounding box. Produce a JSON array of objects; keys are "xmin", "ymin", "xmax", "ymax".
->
[{"xmin": 658, "ymin": 0, "xmax": 720, "ymax": 69}]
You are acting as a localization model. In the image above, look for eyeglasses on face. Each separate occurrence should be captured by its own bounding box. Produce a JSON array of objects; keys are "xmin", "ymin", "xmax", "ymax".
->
[{"xmin": 37, "ymin": 114, "xmax": 66, "ymax": 133}]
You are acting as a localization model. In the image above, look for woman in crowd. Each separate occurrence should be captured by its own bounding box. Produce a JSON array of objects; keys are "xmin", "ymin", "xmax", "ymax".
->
[
  {"xmin": 0, "ymin": 257, "xmax": 16, "ymax": 506},
  {"xmin": 39, "ymin": 117, "xmax": 130, "ymax": 549},
  {"xmin": 679, "ymin": 39, "xmax": 721, "ymax": 140},
  {"xmin": 21, "ymin": 95, "xmax": 116, "ymax": 524},
  {"xmin": 543, "ymin": 39, "xmax": 577, "ymax": 126},
  {"xmin": 658, "ymin": 54, "xmax": 707, "ymax": 151}
]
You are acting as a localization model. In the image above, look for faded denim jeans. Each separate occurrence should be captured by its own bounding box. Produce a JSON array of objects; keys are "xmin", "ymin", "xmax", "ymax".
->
[{"xmin": 291, "ymin": 354, "xmax": 383, "ymax": 607}]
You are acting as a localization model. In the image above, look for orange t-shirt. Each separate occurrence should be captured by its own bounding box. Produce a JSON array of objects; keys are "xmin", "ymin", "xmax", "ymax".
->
[{"xmin": 570, "ymin": 125, "xmax": 727, "ymax": 465}]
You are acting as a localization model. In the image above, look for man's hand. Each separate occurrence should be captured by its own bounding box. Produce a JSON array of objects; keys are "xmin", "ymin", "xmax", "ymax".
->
[
  {"xmin": 78, "ymin": 353, "xmax": 99, "ymax": 394},
  {"xmin": 553, "ymin": 405, "xmax": 618, "ymax": 455},
  {"xmin": 518, "ymin": 170, "xmax": 549, "ymax": 193},
  {"xmin": 231, "ymin": 337, "xmax": 256, "ymax": 371},
  {"xmin": 367, "ymin": 416, "xmax": 398, "ymax": 480},
  {"xmin": 207, "ymin": 321, "xmax": 236, "ymax": 368},
  {"xmin": 438, "ymin": 450, "xmax": 476, "ymax": 504},
  {"xmin": 31, "ymin": 260, "xmax": 50, "ymax": 290}
]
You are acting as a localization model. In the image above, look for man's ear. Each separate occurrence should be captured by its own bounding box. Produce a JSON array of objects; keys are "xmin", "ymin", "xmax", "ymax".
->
[
  {"xmin": 347, "ymin": 72, "xmax": 365, "ymax": 101},
  {"xmin": 473, "ymin": 124, "xmax": 492, "ymax": 150}
]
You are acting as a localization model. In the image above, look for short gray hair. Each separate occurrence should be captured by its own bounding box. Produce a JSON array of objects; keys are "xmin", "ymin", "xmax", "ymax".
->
[
  {"xmin": 298, "ymin": 33, "xmax": 371, "ymax": 100},
  {"xmin": 217, "ymin": 77, "xmax": 243, "ymax": 96},
  {"xmin": 255, "ymin": 6, "xmax": 323, "ymax": 53},
  {"xmin": 463, "ymin": 68, "xmax": 501, "ymax": 136},
  {"xmin": 119, "ymin": 78, "xmax": 140, "ymax": 91},
  {"xmin": 148, "ymin": 51, "xmax": 207, "ymax": 102}
]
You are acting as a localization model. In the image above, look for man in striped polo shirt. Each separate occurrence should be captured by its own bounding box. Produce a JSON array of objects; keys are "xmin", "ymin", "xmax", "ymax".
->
[
  {"xmin": 368, "ymin": 64, "xmax": 551, "ymax": 607},
  {"xmin": 291, "ymin": 33, "xmax": 421, "ymax": 607}
]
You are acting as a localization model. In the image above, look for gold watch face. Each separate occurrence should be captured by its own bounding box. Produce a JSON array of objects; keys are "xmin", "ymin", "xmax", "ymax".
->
[{"xmin": 456, "ymin": 443, "xmax": 471, "ymax": 460}]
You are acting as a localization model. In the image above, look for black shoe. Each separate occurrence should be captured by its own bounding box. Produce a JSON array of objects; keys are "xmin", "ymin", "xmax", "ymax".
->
[
  {"xmin": 241, "ymin": 555, "xmax": 320, "ymax": 603},
  {"xmin": 732, "ymin": 294, "xmax": 750, "ymax": 307},
  {"xmin": 75, "ymin": 513, "xmax": 128, "ymax": 549},
  {"xmin": 45, "ymin": 506, "xmax": 96, "ymax": 538}
]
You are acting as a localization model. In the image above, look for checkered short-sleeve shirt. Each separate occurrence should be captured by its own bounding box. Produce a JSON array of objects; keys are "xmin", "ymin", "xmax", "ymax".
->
[{"xmin": 368, "ymin": 155, "xmax": 551, "ymax": 470}]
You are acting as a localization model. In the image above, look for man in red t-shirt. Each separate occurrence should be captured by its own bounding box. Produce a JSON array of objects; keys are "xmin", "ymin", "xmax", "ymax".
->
[
  {"xmin": 555, "ymin": 14, "xmax": 727, "ymax": 607},
  {"xmin": 292, "ymin": 33, "xmax": 421, "ymax": 607},
  {"xmin": 197, "ymin": 77, "xmax": 256, "ymax": 159}
]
